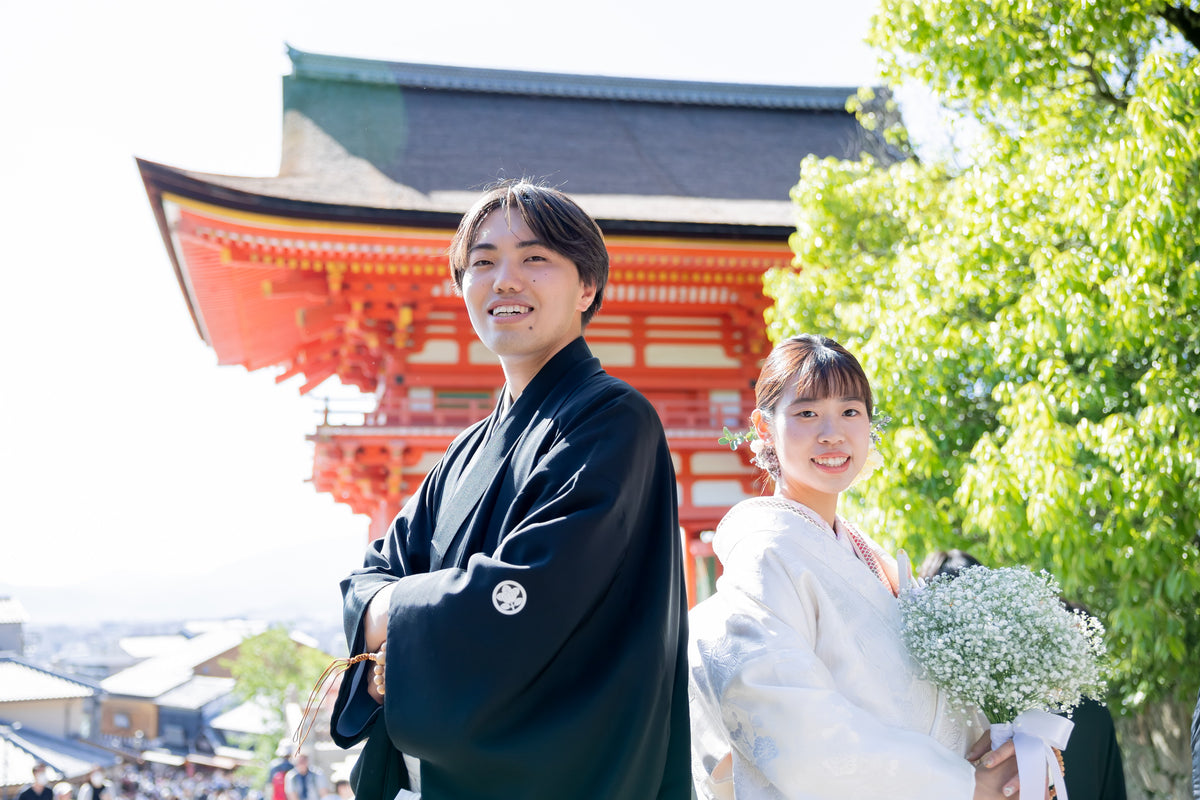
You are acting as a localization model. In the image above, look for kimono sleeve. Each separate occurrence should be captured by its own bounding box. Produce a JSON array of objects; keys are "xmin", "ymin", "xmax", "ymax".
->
[
  {"xmin": 337, "ymin": 419, "xmax": 487, "ymax": 655},
  {"xmin": 328, "ymin": 453, "xmax": 451, "ymax": 750}
]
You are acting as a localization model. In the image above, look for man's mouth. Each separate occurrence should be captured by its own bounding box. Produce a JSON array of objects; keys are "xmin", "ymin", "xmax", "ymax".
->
[{"xmin": 490, "ymin": 304, "xmax": 532, "ymax": 317}]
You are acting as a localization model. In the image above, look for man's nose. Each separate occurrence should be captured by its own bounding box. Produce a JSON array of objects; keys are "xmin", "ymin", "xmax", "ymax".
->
[{"xmin": 492, "ymin": 256, "xmax": 523, "ymax": 292}]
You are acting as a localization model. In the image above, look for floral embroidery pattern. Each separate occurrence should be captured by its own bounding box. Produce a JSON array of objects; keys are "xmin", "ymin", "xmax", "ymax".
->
[{"xmin": 729, "ymin": 714, "xmax": 780, "ymax": 771}]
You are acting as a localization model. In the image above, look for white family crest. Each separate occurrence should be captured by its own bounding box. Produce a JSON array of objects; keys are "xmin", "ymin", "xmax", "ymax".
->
[{"xmin": 492, "ymin": 580, "xmax": 527, "ymax": 615}]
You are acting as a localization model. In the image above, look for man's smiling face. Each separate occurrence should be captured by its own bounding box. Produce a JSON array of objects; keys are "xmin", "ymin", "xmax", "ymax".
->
[{"xmin": 462, "ymin": 209, "xmax": 596, "ymax": 385}]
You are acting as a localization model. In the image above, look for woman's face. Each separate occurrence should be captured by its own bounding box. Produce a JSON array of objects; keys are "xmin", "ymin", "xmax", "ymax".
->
[{"xmin": 754, "ymin": 375, "xmax": 871, "ymax": 510}]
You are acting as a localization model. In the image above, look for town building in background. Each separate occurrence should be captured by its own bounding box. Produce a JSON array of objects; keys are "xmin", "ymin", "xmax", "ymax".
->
[
  {"xmin": 2, "ymin": 619, "xmax": 341, "ymax": 795},
  {"xmin": 0, "ymin": 656, "xmax": 115, "ymax": 795},
  {"xmin": 99, "ymin": 623, "xmax": 264, "ymax": 764}
]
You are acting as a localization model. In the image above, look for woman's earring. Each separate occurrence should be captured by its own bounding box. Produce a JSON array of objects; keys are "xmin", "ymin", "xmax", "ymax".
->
[{"xmin": 749, "ymin": 437, "xmax": 781, "ymax": 480}]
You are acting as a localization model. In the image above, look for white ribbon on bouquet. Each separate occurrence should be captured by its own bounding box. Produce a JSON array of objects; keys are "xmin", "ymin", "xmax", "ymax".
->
[{"xmin": 990, "ymin": 710, "xmax": 1074, "ymax": 800}]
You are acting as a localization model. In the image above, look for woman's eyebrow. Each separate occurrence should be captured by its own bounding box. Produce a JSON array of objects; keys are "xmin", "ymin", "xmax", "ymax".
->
[{"xmin": 786, "ymin": 394, "xmax": 864, "ymax": 407}]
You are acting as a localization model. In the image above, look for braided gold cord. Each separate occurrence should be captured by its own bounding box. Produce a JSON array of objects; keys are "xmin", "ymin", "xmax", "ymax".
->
[{"xmin": 292, "ymin": 652, "xmax": 378, "ymax": 758}]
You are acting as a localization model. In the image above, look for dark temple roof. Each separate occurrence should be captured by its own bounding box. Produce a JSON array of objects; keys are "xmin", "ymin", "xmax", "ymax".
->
[{"xmin": 147, "ymin": 47, "xmax": 891, "ymax": 231}]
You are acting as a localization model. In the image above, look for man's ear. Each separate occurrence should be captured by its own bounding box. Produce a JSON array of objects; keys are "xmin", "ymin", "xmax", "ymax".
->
[{"xmin": 576, "ymin": 282, "xmax": 597, "ymax": 313}]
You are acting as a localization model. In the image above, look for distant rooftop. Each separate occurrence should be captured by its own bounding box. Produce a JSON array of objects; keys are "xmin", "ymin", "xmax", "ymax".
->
[
  {"xmin": 0, "ymin": 597, "xmax": 29, "ymax": 625},
  {"xmin": 118, "ymin": 634, "xmax": 190, "ymax": 660},
  {"xmin": 0, "ymin": 658, "xmax": 96, "ymax": 703},
  {"xmin": 210, "ymin": 699, "xmax": 274, "ymax": 737},
  {"xmin": 101, "ymin": 624, "xmax": 264, "ymax": 699},
  {"xmin": 0, "ymin": 722, "xmax": 119, "ymax": 786},
  {"xmin": 155, "ymin": 675, "xmax": 236, "ymax": 711}
]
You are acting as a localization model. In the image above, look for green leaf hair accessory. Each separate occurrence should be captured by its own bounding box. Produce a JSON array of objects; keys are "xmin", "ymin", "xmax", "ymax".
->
[{"xmin": 719, "ymin": 426, "xmax": 757, "ymax": 450}]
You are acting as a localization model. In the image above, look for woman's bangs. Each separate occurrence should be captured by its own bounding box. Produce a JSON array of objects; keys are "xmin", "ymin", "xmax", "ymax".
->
[{"xmin": 791, "ymin": 358, "xmax": 871, "ymax": 410}]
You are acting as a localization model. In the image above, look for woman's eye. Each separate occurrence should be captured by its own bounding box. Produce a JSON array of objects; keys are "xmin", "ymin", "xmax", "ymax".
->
[
  {"xmin": 844, "ymin": 408, "xmax": 860, "ymax": 417},
  {"xmin": 796, "ymin": 410, "xmax": 816, "ymax": 418}
]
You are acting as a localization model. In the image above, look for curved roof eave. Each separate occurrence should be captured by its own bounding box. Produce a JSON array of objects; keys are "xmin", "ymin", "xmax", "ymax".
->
[{"xmin": 136, "ymin": 158, "xmax": 798, "ymax": 240}]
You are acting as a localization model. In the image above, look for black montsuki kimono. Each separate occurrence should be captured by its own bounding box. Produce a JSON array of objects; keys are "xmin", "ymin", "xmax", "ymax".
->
[{"xmin": 330, "ymin": 337, "xmax": 691, "ymax": 800}]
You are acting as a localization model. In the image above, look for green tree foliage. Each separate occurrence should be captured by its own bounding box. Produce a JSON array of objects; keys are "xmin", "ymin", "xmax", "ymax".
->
[
  {"xmin": 223, "ymin": 628, "xmax": 332, "ymax": 777},
  {"xmin": 768, "ymin": 0, "xmax": 1199, "ymax": 709}
]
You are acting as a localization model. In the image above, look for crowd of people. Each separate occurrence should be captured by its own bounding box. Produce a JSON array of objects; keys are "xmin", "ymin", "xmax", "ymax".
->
[
  {"xmin": 16, "ymin": 763, "xmax": 251, "ymax": 800},
  {"xmin": 14, "ymin": 758, "xmax": 351, "ymax": 800}
]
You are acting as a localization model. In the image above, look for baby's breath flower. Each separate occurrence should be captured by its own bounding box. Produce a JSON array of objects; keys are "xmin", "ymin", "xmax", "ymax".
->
[{"xmin": 898, "ymin": 566, "xmax": 1108, "ymax": 724}]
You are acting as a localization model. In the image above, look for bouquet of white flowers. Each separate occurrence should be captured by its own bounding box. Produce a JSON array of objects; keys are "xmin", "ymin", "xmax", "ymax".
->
[{"xmin": 899, "ymin": 565, "xmax": 1107, "ymax": 800}]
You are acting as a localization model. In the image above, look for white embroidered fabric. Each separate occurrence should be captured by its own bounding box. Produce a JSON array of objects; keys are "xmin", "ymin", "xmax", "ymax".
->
[{"xmin": 688, "ymin": 497, "xmax": 985, "ymax": 799}]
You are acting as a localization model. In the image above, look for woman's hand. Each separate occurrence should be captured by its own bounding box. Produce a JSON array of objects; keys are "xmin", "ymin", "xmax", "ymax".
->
[{"xmin": 969, "ymin": 732, "xmax": 1021, "ymax": 799}]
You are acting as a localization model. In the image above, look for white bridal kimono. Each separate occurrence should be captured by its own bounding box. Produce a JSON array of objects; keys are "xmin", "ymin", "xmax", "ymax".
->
[{"xmin": 688, "ymin": 497, "xmax": 985, "ymax": 799}]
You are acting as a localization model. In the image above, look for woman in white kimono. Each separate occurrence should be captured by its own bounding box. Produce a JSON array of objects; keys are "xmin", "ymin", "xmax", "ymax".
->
[{"xmin": 688, "ymin": 334, "xmax": 1022, "ymax": 799}]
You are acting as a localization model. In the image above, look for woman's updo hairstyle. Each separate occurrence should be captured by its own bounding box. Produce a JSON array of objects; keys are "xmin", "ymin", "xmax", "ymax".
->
[{"xmin": 753, "ymin": 334, "xmax": 874, "ymax": 426}]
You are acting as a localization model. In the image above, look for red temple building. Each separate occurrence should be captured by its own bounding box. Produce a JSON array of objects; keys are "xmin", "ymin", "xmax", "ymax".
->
[{"xmin": 139, "ymin": 48, "xmax": 893, "ymax": 603}]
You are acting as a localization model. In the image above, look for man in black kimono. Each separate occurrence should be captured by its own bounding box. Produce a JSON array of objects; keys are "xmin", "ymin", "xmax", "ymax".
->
[{"xmin": 331, "ymin": 181, "xmax": 691, "ymax": 800}]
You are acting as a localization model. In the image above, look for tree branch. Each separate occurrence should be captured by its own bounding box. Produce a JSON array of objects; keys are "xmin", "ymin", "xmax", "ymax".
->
[
  {"xmin": 1158, "ymin": 4, "xmax": 1200, "ymax": 52},
  {"xmin": 1121, "ymin": 42, "xmax": 1142, "ymax": 97},
  {"xmin": 1068, "ymin": 49, "xmax": 1130, "ymax": 111}
]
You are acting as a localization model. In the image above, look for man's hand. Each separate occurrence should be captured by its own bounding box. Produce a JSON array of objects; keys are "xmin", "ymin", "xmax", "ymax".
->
[
  {"xmin": 368, "ymin": 640, "xmax": 387, "ymax": 704},
  {"xmin": 365, "ymin": 583, "xmax": 395, "ymax": 651},
  {"xmin": 364, "ymin": 584, "xmax": 395, "ymax": 704}
]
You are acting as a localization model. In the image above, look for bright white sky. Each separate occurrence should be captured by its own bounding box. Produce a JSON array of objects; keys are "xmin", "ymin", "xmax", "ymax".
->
[{"xmin": 0, "ymin": 0, "xmax": 882, "ymax": 620}]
